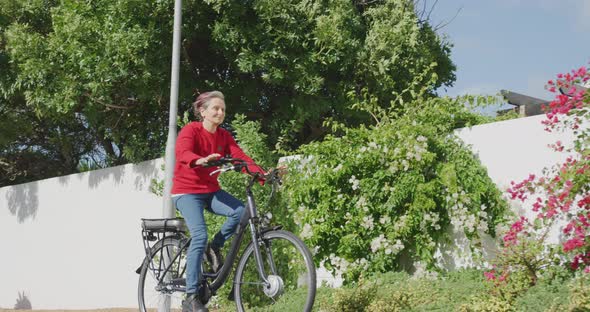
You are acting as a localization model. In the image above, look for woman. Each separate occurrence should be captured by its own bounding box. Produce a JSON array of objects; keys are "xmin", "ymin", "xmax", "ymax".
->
[{"xmin": 172, "ymin": 91, "xmax": 265, "ymax": 312}]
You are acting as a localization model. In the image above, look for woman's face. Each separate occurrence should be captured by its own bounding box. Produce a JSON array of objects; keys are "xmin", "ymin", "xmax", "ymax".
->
[{"xmin": 200, "ymin": 97, "xmax": 226, "ymax": 126}]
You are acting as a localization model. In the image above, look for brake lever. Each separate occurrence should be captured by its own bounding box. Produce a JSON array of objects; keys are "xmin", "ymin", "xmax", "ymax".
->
[{"xmin": 210, "ymin": 165, "xmax": 235, "ymax": 176}]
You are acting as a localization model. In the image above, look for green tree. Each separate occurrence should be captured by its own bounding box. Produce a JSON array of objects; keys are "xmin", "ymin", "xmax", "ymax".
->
[
  {"xmin": 0, "ymin": 0, "xmax": 455, "ymax": 186},
  {"xmin": 1, "ymin": 1, "xmax": 176, "ymax": 185},
  {"xmin": 205, "ymin": 0, "xmax": 455, "ymax": 148}
]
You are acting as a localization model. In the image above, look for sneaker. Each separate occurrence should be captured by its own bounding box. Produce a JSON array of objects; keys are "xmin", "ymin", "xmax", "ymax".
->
[
  {"xmin": 182, "ymin": 293, "xmax": 208, "ymax": 312},
  {"xmin": 205, "ymin": 243, "xmax": 224, "ymax": 273}
]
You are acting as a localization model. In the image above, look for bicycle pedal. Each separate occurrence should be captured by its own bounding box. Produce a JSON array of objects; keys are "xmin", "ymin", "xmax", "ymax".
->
[{"xmin": 170, "ymin": 277, "xmax": 186, "ymax": 286}]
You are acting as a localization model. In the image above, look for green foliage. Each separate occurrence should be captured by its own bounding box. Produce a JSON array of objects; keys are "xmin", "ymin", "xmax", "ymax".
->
[
  {"xmin": 485, "ymin": 232, "xmax": 562, "ymax": 303},
  {"xmin": 0, "ymin": 0, "xmax": 175, "ymax": 185},
  {"xmin": 213, "ymin": 269, "xmax": 586, "ymax": 312},
  {"xmin": 495, "ymin": 109, "xmax": 520, "ymax": 122},
  {"xmin": 206, "ymin": 0, "xmax": 456, "ymax": 149},
  {"xmin": 459, "ymin": 294, "xmax": 512, "ymax": 312},
  {"xmin": 328, "ymin": 281, "xmax": 377, "ymax": 312},
  {"xmin": 1, "ymin": 0, "xmax": 457, "ymax": 186},
  {"xmin": 514, "ymin": 278, "xmax": 570, "ymax": 312},
  {"xmin": 283, "ymin": 92, "xmax": 508, "ymax": 280},
  {"xmin": 568, "ymin": 274, "xmax": 590, "ymax": 311}
]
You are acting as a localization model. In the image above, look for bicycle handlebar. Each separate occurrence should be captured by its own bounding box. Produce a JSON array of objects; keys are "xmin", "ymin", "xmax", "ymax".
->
[{"xmin": 203, "ymin": 157, "xmax": 283, "ymax": 186}]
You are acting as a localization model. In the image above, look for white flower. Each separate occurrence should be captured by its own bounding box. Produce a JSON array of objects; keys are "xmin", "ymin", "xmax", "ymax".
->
[
  {"xmin": 417, "ymin": 135, "xmax": 427, "ymax": 142},
  {"xmin": 423, "ymin": 212, "xmax": 441, "ymax": 230},
  {"xmin": 333, "ymin": 164, "xmax": 343, "ymax": 172},
  {"xmin": 329, "ymin": 254, "xmax": 350, "ymax": 275},
  {"xmin": 379, "ymin": 215, "xmax": 391, "ymax": 224},
  {"xmin": 312, "ymin": 246, "xmax": 320, "ymax": 255},
  {"xmin": 356, "ymin": 196, "xmax": 367, "ymax": 209},
  {"xmin": 361, "ymin": 216, "xmax": 374, "ymax": 230},
  {"xmin": 478, "ymin": 221, "xmax": 489, "ymax": 232},
  {"xmin": 394, "ymin": 215, "xmax": 407, "ymax": 232},
  {"xmin": 370, "ymin": 234, "xmax": 387, "ymax": 252},
  {"xmin": 300, "ymin": 223, "xmax": 313, "ymax": 239},
  {"xmin": 402, "ymin": 159, "xmax": 409, "ymax": 171},
  {"xmin": 348, "ymin": 175, "xmax": 360, "ymax": 190},
  {"xmin": 392, "ymin": 239, "xmax": 404, "ymax": 253},
  {"xmin": 352, "ymin": 258, "xmax": 370, "ymax": 270}
]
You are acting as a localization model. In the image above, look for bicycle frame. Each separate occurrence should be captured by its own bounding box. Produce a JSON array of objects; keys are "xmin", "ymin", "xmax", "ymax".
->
[
  {"xmin": 143, "ymin": 164, "xmax": 277, "ymax": 296},
  {"xmin": 208, "ymin": 172, "xmax": 275, "ymax": 291}
]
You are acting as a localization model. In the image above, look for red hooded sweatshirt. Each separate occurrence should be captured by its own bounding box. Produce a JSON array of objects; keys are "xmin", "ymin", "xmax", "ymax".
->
[{"xmin": 171, "ymin": 122, "xmax": 264, "ymax": 194}]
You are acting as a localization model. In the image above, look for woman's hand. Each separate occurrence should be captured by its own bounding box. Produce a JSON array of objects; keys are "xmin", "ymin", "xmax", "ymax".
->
[
  {"xmin": 193, "ymin": 153, "xmax": 221, "ymax": 167},
  {"xmin": 274, "ymin": 165, "xmax": 288, "ymax": 177},
  {"xmin": 265, "ymin": 165, "xmax": 288, "ymax": 180}
]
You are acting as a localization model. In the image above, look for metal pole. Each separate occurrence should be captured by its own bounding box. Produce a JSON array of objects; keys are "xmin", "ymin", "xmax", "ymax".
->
[
  {"xmin": 164, "ymin": 0, "xmax": 182, "ymax": 219},
  {"xmin": 160, "ymin": 1, "xmax": 182, "ymax": 311}
]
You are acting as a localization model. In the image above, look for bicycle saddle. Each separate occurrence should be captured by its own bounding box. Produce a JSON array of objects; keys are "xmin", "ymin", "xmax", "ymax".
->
[{"xmin": 141, "ymin": 218, "xmax": 187, "ymax": 233}]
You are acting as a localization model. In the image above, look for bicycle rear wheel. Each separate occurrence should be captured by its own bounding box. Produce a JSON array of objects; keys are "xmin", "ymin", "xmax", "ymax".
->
[
  {"xmin": 234, "ymin": 230, "xmax": 316, "ymax": 312},
  {"xmin": 138, "ymin": 237, "xmax": 187, "ymax": 312}
]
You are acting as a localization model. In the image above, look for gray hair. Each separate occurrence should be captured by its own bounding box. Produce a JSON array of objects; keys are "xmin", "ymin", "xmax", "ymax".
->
[{"xmin": 193, "ymin": 91, "xmax": 225, "ymax": 120}]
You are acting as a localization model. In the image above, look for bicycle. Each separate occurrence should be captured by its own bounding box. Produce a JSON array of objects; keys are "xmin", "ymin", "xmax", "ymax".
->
[{"xmin": 136, "ymin": 157, "xmax": 317, "ymax": 311}]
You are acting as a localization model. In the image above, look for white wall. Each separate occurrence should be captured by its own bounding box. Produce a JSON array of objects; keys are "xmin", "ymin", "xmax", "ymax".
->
[
  {"xmin": 456, "ymin": 115, "xmax": 576, "ymax": 194},
  {"xmin": 437, "ymin": 115, "xmax": 579, "ymax": 269},
  {"xmin": 0, "ymin": 159, "xmax": 164, "ymax": 309},
  {"xmin": 0, "ymin": 114, "xmax": 578, "ymax": 309}
]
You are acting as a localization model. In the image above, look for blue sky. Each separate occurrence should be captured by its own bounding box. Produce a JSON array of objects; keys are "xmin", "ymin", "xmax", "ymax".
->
[{"xmin": 429, "ymin": 0, "xmax": 590, "ymax": 104}]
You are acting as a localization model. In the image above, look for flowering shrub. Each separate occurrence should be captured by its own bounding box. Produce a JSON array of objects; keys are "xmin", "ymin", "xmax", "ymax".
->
[
  {"xmin": 283, "ymin": 94, "xmax": 509, "ymax": 281},
  {"xmin": 486, "ymin": 65, "xmax": 590, "ymax": 295}
]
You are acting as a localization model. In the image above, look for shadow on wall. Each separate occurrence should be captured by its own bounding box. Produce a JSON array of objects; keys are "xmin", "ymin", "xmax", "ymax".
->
[
  {"xmin": 88, "ymin": 165, "xmax": 125, "ymax": 189},
  {"xmin": 434, "ymin": 227, "xmax": 499, "ymax": 271},
  {"xmin": 7, "ymin": 182, "xmax": 39, "ymax": 223},
  {"xmin": 133, "ymin": 159, "xmax": 163, "ymax": 192},
  {"xmin": 14, "ymin": 291, "xmax": 32, "ymax": 310},
  {"xmin": 56, "ymin": 163, "xmax": 127, "ymax": 189}
]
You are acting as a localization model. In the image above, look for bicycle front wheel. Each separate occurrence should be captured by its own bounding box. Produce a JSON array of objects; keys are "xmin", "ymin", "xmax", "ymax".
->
[
  {"xmin": 138, "ymin": 237, "xmax": 187, "ymax": 312},
  {"xmin": 234, "ymin": 230, "xmax": 316, "ymax": 312}
]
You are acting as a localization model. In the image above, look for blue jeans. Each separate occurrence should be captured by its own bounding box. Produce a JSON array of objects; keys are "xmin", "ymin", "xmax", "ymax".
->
[{"xmin": 173, "ymin": 190, "xmax": 245, "ymax": 294}]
